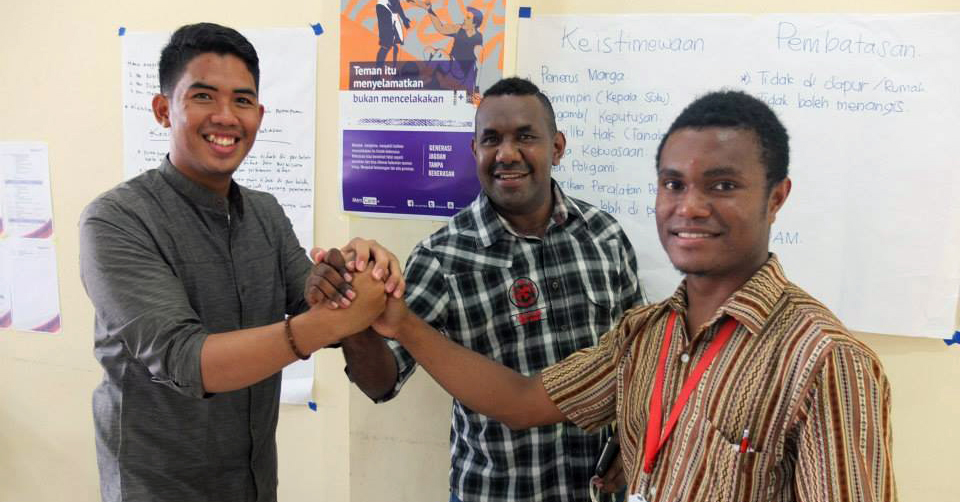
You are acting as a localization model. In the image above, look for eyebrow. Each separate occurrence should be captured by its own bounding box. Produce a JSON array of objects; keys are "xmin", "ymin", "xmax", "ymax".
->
[
  {"xmin": 188, "ymin": 82, "xmax": 258, "ymax": 97},
  {"xmin": 702, "ymin": 166, "xmax": 742, "ymax": 178},
  {"xmin": 656, "ymin": 166, "xmax": 742, "ymax": 177}
]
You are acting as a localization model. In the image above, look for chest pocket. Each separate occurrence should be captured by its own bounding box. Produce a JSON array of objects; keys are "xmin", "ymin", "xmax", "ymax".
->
[
  {"xmin": 443, "ymin": 254, "xmax": 515, "ymax": 359},
  {"xmin": 577, "ymin": 237, "xmax": 623, "ymax": 336}
]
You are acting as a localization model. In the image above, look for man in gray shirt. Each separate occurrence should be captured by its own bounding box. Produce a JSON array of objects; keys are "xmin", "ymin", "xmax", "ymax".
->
[{"xmin": 79, "ymin": 23, "xmax": 397, "ymax": 502}]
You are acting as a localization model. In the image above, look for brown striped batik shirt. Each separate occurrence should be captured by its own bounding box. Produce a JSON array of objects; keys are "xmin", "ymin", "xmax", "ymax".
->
[{"xmin": 542, "ymin": 255, "xmax": 897, "ymax": 502}]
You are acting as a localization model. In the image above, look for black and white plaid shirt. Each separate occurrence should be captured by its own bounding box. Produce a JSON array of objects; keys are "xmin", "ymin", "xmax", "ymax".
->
[{"xmin": 383, "ymin": 184, "xmax": 645, "ymax": 502}]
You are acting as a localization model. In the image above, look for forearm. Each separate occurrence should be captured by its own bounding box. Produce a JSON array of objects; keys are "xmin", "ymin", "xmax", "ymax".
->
[
  {"xmin": 427, "ymin": 12, "xmax": 456, "ymax": 35},
  {"xmin": 200, "ymin": 320, "xmax": 298, "ymax": 393},
  {"xmin": 202, "ymin": 271, "xmax": 385, "ymax": 393},
  {"xmin": 341, "ymin": 328, "xmax": 399, "ymax": 400},
  {"xmin": 393, "ymin": 312, "xmax": 564, "ymax": 429}
]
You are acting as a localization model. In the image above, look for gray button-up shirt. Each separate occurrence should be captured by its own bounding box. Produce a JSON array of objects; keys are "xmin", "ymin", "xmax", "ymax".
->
[{"xmin": 79, "ymin": 158, "xmax": 311, "ymax": 502}]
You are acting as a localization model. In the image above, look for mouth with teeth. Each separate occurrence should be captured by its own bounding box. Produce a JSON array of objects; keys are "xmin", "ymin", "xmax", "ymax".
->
[
  {"xmin": 675, "ymin": 231, "xmax": 716, "ymax": 239},
  {"xmin": 204, "ymin": 133, "xmax": 239, "ymax": 152},
  {"xmin": 668, "ymin": 229, "xmax": 723, "ymax": 247}
]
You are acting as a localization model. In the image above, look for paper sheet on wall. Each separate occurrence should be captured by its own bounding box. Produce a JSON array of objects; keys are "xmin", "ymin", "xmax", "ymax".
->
[
  {"xmin": 280, "ymin": 357, "xmax": 314, "ymax": 405},
  {"xmin": 0, "ymin": 142, "xmax": 61, "ymax": 333},
  {"xmin": 121, "ymin": 28, "xmax": 318, "ymax": 401},
  {"xmin": 517, "ymin": 14, "xmax": 960, "ymax": 338}
]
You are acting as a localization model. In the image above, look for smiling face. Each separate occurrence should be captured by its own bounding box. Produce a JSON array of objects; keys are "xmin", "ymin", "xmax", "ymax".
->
[
  {"xmin": 656, "ymin": 127, "xmax": 790, "ymax": 283},
  {"xmin": 472, "ymin": 94, "xmax": 565, "ymax": 231},
  {"xmin": 152, "ymin": 52, "xmax": 264, "ymax": 194}
]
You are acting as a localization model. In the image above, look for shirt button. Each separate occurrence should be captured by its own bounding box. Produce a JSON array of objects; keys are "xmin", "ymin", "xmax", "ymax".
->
[
  {"xmin": 680, "ymin": 353, "xmax": 690, "ymax": 364},
  {"xmin": 551, "ymin": 280, "xmax": 560, "ymax": 290},
  {"xmin": 561, "ymin": 325, "xmax": 569, "ymax": 331},
  {"xmin": 649, "ymin": 485, "xmax": 657, "ymax": 497}
]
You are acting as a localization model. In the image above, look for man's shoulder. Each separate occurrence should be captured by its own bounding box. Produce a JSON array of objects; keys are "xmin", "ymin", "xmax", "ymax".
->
[
  {"xmin": 776, "ymin": 282, "xmax": 882, "ymax": 366},
  {"xmin": 565, "ymin": 194, "xmax": 627, "ymax": 240},
  {"xmin": 407, "ymin": 200, "xmax": 512, "ymax": 275},
  {"xmin": 81, "ymin": 169, "xmax": 166, "ymax": 223},
  {"xmin": 419, "ymin": 202, "xmax": 482, "ymax": 250}
]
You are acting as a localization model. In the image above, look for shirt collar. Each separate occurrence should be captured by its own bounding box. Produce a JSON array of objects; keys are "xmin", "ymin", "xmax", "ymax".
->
[
  {"xmin": 666, "ymin": 254, "xmax": 789, "ymax": 336},
  {"xmin": 473, "ymin": 181, "xmax": 576, "ymax": 247},
  {"xmin": 159, "ymin": 156, "xmax": 244, "ymax": 218}
]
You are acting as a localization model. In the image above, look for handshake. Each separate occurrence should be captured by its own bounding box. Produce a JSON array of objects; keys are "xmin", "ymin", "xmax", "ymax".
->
[{"xmin": 301, "ymin": 238, "xmax": 410, "ymax": 344}]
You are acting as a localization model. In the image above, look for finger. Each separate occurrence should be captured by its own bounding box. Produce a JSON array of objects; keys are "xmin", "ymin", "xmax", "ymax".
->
[
  {"xmin": 345, "ymin": 238, "xmax": 372, "ymax": 272},
  {"xmin": 324, "ymin": 248, "xmax": 353, "ymax": 284},
  {"xmin": 323, "ymin": 266, "xmax": 356, "ymax": 303},
  {"xmin": 599, "ymin": 456, "xmax": 625, "ymax": 493},
  {"xmin": 306, "ymin": 262, "xmax": 353, "ymax": 307},
  {"xmin": 369, "ymin": 244, "xmax": 391, "ymax": 281},
  {"xmin": 309, "ymin": 276, "xmax": 349, "ymax": 308},
  {"xmin": 306, "ymin": 283, "xmax": 341, "ymax": 309},
  {"xmin": 309, "ymin": 247, "xmax": 327, "ymax": 264},
  {"xmin": 384, "ymin": 255, "xmax": 404, "ymax": 296}
]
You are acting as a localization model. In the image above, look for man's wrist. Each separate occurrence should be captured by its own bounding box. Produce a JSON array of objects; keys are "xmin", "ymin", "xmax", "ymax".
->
[{"xmin": 392, "ymin": 309, "xmax": 420, "ymax": 344}]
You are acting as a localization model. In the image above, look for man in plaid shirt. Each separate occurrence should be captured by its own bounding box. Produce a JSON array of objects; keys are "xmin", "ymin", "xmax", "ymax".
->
[{"xmin": 322, "ymin": 78, "xmax": 645, "ymax": 501}]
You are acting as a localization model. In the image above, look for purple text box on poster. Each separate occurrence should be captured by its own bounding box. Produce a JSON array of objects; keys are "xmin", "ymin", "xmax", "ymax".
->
[{"xmin": 342, "ymin": 129, "xmax": 480, "ymax": 218}]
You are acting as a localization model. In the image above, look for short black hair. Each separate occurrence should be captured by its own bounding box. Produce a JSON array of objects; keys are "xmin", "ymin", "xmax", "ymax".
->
[
  {"xmin": 481, "ymin": 77, "xmax": 557, "ymax": 133},
  {"xmin": 158, "ymin": 23, "xmax": 260, "ymax": 96},
  {"xmin": 655, "ymin": 90, "xmax": 789, "ymax": 190}
]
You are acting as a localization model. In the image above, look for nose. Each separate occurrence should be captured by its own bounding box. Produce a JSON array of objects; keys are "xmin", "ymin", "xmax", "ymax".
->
[
  {"xmin": 210, "ymin": 100, "xmax": 241, "ymax": 127},
  {"xmin": 676, "ymin": 188, "xmax": 711, "ymax": 218},
  {"xmin": 495, "ymin": 138, "xmax": 521, "ymax": 165}
]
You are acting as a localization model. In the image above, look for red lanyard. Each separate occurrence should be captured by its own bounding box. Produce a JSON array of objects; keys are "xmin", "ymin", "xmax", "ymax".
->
[{"xmin": 642, "ymin": 311, "xmax": 739, "ymax": 474}]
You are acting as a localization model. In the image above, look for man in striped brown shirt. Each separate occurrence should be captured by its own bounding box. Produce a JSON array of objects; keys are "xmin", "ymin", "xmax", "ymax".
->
[{"xmin": 369, "ymin": 90, "xmax": 896, "ymax": 501}]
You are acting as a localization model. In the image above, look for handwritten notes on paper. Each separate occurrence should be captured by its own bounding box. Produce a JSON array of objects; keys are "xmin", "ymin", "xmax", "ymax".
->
[{"xmin": 518, "ymin": 14, "xmax": 960, "ymax": 338}]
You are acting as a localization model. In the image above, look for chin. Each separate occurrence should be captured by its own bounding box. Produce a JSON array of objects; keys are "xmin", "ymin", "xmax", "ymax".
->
[
  {"xmin": 668, "ymin": 255, "xmax": 715, "ymax": 276},
  {"xmin": 673, "ymin": 264, "xmax": 712, "ymax": 276}
]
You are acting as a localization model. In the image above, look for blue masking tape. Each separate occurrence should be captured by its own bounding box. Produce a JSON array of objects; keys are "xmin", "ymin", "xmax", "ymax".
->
[
  {"xmin": 519, "ymin": 7, "xmax": 531, "ymax": 18},
  {"xmin": 118, "ymin": 27, "xmax": 126, "ymax": 36},
  {"xmin": 944, "ymin": 331, "xmax": 960, "ymax": 346},
  {"xmin": 308, "ymin": 401, "xmax": 317, "ymax": 411},
  {"xmin": 311, "ymin": 23, "xmax": 324, "ymax": 35}
]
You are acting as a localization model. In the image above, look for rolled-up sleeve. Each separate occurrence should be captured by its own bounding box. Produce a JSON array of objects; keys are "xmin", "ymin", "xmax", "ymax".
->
[
  {"xmin": 80, "ymin": 199, "xmax": 208, "ymax": 398},
  {"xmin": 541, "ymin": 325, "xmax": 622, "ymax": 432}
]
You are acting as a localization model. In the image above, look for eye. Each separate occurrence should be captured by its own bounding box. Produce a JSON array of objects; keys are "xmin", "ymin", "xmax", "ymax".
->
[
  {"xmin": 235, "ymin": 96, "xmax": 255, "ymax": 106},
  {"xmin": 712, "ymin": 181, "xmax": 737, "ymax": 191},
  {"xmin": 519, "ymin": 133, "xmax": 536, "ymax": 142},
  {"xmin": 480, "ymin": 135, "xmax": 499, "ymax": 146},
  {"xmin": 192, "ymin": 92, "xmax": 212, "ymax": 101},
  {"xmin": 662, "ymin": 179, "xmax": 683, "ymax": 191}
]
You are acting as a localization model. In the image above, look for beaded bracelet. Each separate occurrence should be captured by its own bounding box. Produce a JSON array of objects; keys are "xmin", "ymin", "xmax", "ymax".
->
[{"xmin": 284, "ymin": 317, "xmax": 309, "ymax": 360}]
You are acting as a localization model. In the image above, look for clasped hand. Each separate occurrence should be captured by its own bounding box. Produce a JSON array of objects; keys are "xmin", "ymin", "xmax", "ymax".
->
[{"xmin": 304, "ymin": 238, "xmax": 409, "ymax": 338}]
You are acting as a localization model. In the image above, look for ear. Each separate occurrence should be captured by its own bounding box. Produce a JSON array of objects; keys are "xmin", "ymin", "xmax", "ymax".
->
[
  {"xmin": 766, "ymin": 177, "xmax": 792, "ymax": 225},
  {"xmin": 470, "ymin": 136, "xmax": 477, "ymax": 159},
  {"xmin": 258, "ymin": 103, "xmax": 265, "ymax": 121},
  {"xmin": 152, "ymin": 94, "xmax": 171, "ymax": 127},
  {"xmin": 551, "ymin": 130, "xmax": 567, "ymax": 165}
]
